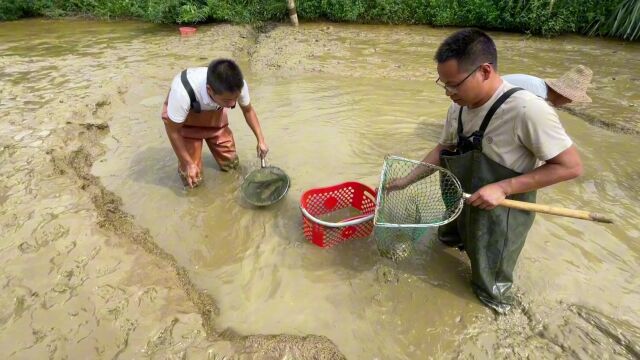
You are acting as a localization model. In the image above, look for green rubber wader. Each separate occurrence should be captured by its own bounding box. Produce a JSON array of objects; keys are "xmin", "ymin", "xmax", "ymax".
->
[{"xmin": 440, "ymin": 150, "xmax": 536, "ymax": 313}]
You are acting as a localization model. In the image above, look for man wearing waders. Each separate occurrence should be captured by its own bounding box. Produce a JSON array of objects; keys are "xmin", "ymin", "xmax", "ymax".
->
[
  {"xmin": 390, "ymin": 29, "xmax": 583, "ymax": 313},
  {"xmin": 161, "ymin": 59, "xmax": 269, "ymax": 188}
]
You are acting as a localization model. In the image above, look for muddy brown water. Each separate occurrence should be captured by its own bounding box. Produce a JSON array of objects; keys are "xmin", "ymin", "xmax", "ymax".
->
[{"xmin": 1, "ymin": 19, "xmax": 639, "ymax": 359}]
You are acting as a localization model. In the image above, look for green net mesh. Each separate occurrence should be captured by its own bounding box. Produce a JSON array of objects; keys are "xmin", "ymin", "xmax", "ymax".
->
[
  {"xmin": 373, "ymin": 156, "xmax": 465, "ymax": 261},
  {"xmin": 242, "ymin": 167, "xmax": 290, "ymax": 206}
]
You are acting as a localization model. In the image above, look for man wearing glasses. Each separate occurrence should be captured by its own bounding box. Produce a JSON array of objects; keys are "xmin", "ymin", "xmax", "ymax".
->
[{"xmin": 391, "ymin": 29, "xmax": 582, "ymax": 313}]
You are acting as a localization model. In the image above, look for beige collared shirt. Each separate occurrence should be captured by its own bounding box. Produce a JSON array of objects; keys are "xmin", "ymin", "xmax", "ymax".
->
[{"xmin": 439, "ymin": 81, "xmax": 573, "ymax": 173}]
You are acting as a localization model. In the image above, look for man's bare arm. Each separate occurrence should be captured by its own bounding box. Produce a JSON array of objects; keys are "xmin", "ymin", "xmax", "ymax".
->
[
  {"xmin": 387, "ymin": 143, "xmax": 455, "ymax": 190},
  {"xmin": 162, "ymin": 96, "xmax": 199, "ymax": 187},
  {"xmin": 468, "ymin": 145, "xmax": 583, "ymax": 209},
  {"xmin": 240, "ymin": 103, "xmax": 268, "ymax": 158}
]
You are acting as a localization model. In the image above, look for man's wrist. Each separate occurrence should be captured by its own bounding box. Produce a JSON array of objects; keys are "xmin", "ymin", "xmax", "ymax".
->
[{"xmin": 496, "ymin": 179, "xmax": 513, "ymax": 196}]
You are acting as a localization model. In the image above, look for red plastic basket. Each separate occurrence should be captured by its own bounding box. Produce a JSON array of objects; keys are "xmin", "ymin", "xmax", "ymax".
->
[
  {"xmin": 179, "ymin": 27, "xmax": 197, "ymax": 36},
  {"xmin": 300, "ymin": 182, "xmax": 377, "ymax": 248}
]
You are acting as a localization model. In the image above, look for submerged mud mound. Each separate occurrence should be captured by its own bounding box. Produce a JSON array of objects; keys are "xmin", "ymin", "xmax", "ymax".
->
[
  {"xmin": 562, "ymin": 106, "xmax": 640, "ymax": 135},
  {"xmin": 454, "ymin": 295, "xmax": 640, "ymax": 359},
  {"xmin": 54, "ymin": 140, "xmax": 221, "ymax": 333}
]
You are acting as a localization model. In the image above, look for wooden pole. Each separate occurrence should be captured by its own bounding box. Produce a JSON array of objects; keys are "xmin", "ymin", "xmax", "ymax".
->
[
  {"xmin": 498, "ymin": 198, "xmax": 614, "ymax": 223},
  {"xmin": 287, "ymin": 0, "xmax": 299, "ymax": 27},
  {"xmin": 462, "ymin": 194, "xmax": 614, "ymax": 223}
]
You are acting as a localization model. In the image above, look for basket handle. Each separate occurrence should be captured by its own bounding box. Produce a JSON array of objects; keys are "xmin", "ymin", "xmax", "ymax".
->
[{"xmin": 300, "ymin": 206, "xmax": 374, "ymax": 228}]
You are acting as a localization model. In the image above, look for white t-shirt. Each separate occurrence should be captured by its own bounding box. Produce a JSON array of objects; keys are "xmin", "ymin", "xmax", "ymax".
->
[
  {"xmin": 502, "ymin": 74, "xmax": 548, "ymax": 99},
  {"xmin": 166, "ymin": 67, "xmax": 250, "ymax": 123},
  {"xmin": 439, "ymin": 81, "xmax": 573, "ymax": 173}
]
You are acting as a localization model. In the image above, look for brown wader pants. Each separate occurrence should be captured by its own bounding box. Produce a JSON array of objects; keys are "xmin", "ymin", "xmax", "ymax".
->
[
  {"xmin": 179, "ymin": 108, "xmax": 239, "ymax": 172},
  {"xmin": 162, "ymin": 100, "xmax": 240, "ymax": 181}
]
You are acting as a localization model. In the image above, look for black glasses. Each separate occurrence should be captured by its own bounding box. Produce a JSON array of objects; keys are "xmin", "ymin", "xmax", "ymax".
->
[{"xmin": 435, "ymin": 63, "xmax": 491, "ymax": 94}]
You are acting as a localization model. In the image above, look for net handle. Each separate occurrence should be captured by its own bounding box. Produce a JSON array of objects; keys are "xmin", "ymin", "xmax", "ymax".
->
[
  {"xmin": 300, "ymin": 206, "xmax": 374, "ymax": 228},
  {"xmin": 462, "ymin": 194, "xmax": 614, "ymax": 223}
]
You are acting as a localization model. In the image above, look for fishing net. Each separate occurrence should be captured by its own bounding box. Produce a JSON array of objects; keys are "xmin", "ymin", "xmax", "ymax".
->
[
  {"xmin": 373, "ymin": 155, "xmax": 465, "ymax": 261},
  {"xmin": 242, "ymin": 165, "xmax": 290, "ymax": 207}
]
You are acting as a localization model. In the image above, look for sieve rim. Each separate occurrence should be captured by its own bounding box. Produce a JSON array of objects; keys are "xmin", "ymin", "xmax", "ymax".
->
[
  {"xmin": 241, "ymin": 165, "xmax": 291, "ymax": 207},
  {"xmin": 373, "ymin": 155, "xmax": 465, "ymax": 227}
]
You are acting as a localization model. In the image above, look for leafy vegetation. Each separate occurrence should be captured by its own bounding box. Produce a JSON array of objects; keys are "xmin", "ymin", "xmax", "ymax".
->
[
  {"xmin": 0, "ymin": 0, "xmax": 633, "ymax": 40},
  {"xmin": 589, "ymin": 0, "xmax": 640, "ymax": 40}
]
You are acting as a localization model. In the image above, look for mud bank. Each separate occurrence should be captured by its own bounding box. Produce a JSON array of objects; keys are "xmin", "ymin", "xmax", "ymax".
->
[
  {"xmin": 50, "ymin": 118, "xmax": 345, "ymax": 358},
  {"xmin": 0, "ymin": 93, "xmax": 344, "ymax": 359}
]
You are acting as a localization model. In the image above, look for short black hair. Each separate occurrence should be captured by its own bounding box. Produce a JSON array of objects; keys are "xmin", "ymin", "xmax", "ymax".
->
[
  {"xmin": 207, "ymin": 59, "xmax": 244, "ymax": 94},
  {"xmin": 434, "ymin": 28, "xmax": 498, "ymax": 72}
]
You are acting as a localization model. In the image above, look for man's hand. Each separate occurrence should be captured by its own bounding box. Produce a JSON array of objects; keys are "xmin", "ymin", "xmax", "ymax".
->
[
  {"xmin": 466, "ymin": 183, "xmax": 509, "ymax": 210},
  {"xmin": 257, "ymin": 141, "xmax": 269, "ymax": 159},
  {"xmin": 386, "ymin": 177, "xmax": 411, "ymax": 192},
  {"xmin": 180, "ymin": 163, "xmax": 201, "ymax": 188}
]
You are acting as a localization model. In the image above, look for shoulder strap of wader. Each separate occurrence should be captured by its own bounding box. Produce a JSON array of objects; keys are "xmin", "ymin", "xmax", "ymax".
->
[
  {"xmin": 457, "ymin": 107, "xmax": 464, "ymax": 136},
  {"xmin": 457, "ymin": 87, "xmax": 524, "ymax": 136},
  {"xmin": 478, "ymin": 87, "xmax": 523, "ymax": 134},
  {"xmin": 180, "ymin": 69, "xmax": 201, "ymax": 113}
]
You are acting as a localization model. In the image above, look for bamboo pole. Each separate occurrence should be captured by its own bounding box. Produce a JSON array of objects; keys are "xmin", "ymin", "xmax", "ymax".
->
[
  {"xmin": 498, "ymin": 198, "xmax": 613, "ymax": 223},
  {"xmin": 462, "ymin": 194, "xmax": 613, "ymax": 223},
  {"xmin": 287, "ymin": 0, "xmax": 299, "ymax": 26}
]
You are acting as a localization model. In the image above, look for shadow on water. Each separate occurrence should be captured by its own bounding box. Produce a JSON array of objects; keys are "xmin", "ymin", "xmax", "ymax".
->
[
  {"xmin": 128, "ymin": 145, "xmax": 251, "ymax": 198},
  {"xmin": 395, "ymin": 233, "xmax": 480, "ymax": 303},
  {"xmin": 128, "ymin": 146, "xmax": 179, "ymax": 187}
]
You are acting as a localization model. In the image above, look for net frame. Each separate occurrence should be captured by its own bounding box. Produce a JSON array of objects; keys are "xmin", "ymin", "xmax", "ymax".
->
[
  {"xmin": 373, "ymin": 155, "xmax": 466, "ymax": 229},
  {"xmin": 372, "ymin": 155, "xmax": 467, "ymax": 261},
  {"xmin": 241, "ymin": 161, "xmax": 291, "ymax": 207}
]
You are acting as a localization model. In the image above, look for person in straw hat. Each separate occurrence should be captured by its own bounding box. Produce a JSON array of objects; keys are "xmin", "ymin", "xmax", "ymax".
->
[{"xmin": 503, "ymin": 65, "xmax": 593, "ymax": 107}]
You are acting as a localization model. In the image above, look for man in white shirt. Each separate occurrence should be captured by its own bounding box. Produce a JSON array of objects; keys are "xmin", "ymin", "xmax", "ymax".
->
[
  {"xmin": 390, "ymin": 29, "xmax": 583, "ymax": 313},
  {"xmin": 161, "ymin": 59, "xmax": 268, "ymax": 187},
  {"xmin": 503, "ymin": 65, "xmax": 592, "ymax": 107}
]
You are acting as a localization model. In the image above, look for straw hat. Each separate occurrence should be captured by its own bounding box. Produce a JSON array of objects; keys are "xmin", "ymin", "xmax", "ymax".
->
[{"xmin": 545, "ymin": 65, "xmax": 593, "ymax": 103}]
